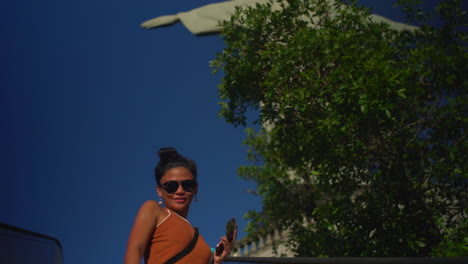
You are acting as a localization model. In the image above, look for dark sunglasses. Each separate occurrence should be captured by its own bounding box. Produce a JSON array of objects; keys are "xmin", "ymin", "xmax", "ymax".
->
[{"xmin": 160, "ymin": 180, "xmax": 197, "ymax": 194}]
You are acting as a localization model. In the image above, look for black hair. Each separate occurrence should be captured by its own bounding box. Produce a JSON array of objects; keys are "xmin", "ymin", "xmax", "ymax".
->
[{"xmin": 154, "ymin": 147, "xmax": 197, "ymax": 186}]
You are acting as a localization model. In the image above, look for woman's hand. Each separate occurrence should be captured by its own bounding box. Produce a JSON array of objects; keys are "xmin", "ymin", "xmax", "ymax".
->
[{"xmin": 213, "ymin": 226, "xmax": 237, "ymax": 264}]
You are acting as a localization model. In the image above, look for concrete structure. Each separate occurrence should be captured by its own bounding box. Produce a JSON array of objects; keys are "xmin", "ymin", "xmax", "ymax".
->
[{"xmin": 233, "ymin": 229, "xmax": 294, "ymax": 257}]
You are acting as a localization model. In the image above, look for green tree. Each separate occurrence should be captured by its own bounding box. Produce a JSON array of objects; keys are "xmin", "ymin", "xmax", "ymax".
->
[{"xmin": 211, "ymin": 0, "xmax": 467, "ymax": 257}]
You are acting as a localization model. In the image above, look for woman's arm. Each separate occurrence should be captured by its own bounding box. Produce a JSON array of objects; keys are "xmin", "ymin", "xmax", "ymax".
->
[{"xmin": 124, "ymin": 200, "xmax": 162, "ymax": 264}]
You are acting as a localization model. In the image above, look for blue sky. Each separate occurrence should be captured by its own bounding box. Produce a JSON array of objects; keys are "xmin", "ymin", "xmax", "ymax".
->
[{"xmin": 1, "ymin": 0, "xmax": 457, "ymax": 263}]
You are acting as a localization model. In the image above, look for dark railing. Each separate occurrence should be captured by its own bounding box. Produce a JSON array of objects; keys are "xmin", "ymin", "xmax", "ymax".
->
[{"xmin": 224, "ymin": 257, "xmax": 468, "ymax": 264}]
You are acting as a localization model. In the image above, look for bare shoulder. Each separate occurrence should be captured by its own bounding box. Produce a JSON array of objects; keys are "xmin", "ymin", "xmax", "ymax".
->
[
  {"xmin": 126, "ymin": 200, "xmax": 165, "ymax": 252},
  {"xmin": 141, "ymin": 200, "xmax": 160, "ymax": 209},
  {"xmin": 138, "ymin": 200, "xmax": 164, "ymax": 217},
  {"xmin": 130, "ymin": 200, "xmax": 166, "ymax": 231}
]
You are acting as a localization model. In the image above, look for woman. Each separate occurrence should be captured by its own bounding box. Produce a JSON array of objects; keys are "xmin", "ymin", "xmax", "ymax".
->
[{"xmin": 124, "ymin": 147, "xmax": 237, "ymax": 264}]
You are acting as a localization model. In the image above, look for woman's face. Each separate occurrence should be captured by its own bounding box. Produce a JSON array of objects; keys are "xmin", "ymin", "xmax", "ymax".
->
[{"xmin": 156, "ymin": 166, "xmax": 197, "ymax": 218}]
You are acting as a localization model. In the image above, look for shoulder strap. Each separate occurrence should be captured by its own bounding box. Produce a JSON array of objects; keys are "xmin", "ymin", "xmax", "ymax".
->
[{"xmin": 163, "ymin": 227, "xmax": 199, "ymax": 264}]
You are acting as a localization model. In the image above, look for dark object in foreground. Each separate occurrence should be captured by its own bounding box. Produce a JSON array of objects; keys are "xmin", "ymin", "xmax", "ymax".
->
[
  {"xmin": 223, "ymin": 256, "xmax": 468, "ymax": 264},
  {"xmin": 0, "ymin": 222, "xmax": 64, "ymax": 264}
]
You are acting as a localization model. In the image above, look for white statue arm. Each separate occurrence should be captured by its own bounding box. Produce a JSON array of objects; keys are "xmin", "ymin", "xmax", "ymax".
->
[{"xmin": 140, "ymin": 0, "xmax": 417, "ymax": 35}]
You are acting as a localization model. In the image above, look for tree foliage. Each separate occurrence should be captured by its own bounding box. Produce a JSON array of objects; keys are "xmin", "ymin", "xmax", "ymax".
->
[{"xmin": 211, "ymin": 0, "xmax": 467, "ymax": 257}]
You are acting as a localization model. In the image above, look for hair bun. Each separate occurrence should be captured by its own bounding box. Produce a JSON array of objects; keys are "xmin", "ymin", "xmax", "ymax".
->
[
  {"xmin": 158, "ymin": 147, "xmax": 179, "ymax": 163},
  {"xmin": 154, "ymin": 147, "xmax": 197, "ymax": 185}
]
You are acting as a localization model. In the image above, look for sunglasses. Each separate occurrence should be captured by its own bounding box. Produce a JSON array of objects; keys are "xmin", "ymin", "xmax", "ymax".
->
[{"xmin": 159, "ymin": 180, "xmax": 197, "ymax": 194}]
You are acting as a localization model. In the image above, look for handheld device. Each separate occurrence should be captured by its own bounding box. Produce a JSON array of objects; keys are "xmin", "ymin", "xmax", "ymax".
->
[{"xmin": 215, "ymin": 218, "xmax": 237, "ymax": 256}]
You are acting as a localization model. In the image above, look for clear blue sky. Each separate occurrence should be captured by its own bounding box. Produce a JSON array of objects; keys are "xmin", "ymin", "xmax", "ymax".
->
[{"xmin": 1, "ymin": 0, "xmax": 457, "ymax": 263}]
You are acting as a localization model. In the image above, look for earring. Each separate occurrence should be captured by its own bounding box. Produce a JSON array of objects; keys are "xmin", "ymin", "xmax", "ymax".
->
[
  {"xmin": 194, "ymin": 195, "xmax": 198, "ymax": 202},
  {"xmin": 158, "ymin": 198, "xmax": 163, "ymax": 205}
]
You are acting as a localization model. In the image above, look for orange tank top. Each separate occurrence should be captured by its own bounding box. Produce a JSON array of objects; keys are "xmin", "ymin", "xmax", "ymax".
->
[{"xmin": 145, "ymin": 209, "xmax": 212, "ymax": 264}]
